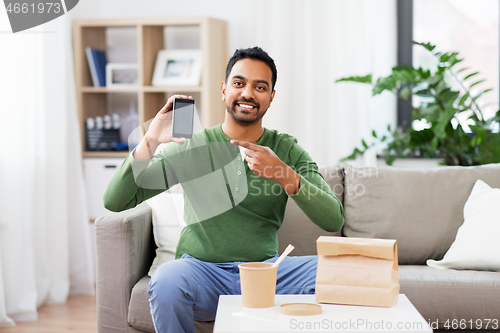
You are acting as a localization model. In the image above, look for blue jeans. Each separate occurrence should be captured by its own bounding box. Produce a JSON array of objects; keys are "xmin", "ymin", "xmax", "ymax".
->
[{"xmin": 148, "ymin": 253, "xmax": 318, "ymax": 333}]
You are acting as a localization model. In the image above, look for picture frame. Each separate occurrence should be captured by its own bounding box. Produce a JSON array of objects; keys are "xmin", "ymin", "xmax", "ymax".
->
[
  {"xmin": 106, "ymin": 63, "xmax": 138, "ymax": 88},
  {"xmin": 151, "ymin": 49, "xmax": 203, "ymax": 86}
]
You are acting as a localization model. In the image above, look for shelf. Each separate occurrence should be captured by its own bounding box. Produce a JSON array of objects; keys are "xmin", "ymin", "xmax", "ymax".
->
[
  {"xmin": 142, "ymin": 86, "xmax": 202, "ymax": 93},
  {"xmin": 81, "ymin": 86, "xmax": 140, "ymax": 93},
  {"xmin": 73, "ymin": 17, "xmax": 227, "ymax": 158},
  {"xmin": 81, "ymin": 86, "xmax": 202, "ymax": 93},
  {"xmin": 83, "ymin": 151, "xmax": 130, "ymax": 158},
  {"xmin": 74, "ymin": 17, "xmax": 210, "ymax": 28}
]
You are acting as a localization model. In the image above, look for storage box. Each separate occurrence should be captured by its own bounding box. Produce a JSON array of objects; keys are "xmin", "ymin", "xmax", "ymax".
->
[
  {"xmin": 83, "ymin": 158, "xmax": 125, "ymax": 220},
  {"xmin": 315, "ymin": 236, "xmax": 399, "ymax": 307},
  {"xmin": 86, "ymin": 127, "xmax": 122, "ymax": 151}
]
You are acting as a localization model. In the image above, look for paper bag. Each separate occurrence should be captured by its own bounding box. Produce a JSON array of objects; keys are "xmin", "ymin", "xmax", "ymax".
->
[{"xmin": 315, "ymin": 236, "xmax": 399, "ymax": 307}]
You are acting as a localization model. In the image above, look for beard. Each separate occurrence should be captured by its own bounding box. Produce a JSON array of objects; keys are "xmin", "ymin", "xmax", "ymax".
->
[{"xmin": 226, "ymin": 98, "xmax": 266, "ymax": 125}]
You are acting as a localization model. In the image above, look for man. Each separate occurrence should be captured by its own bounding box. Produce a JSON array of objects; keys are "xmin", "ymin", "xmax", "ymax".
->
[{"xmin": 104, "ymin": 47, "xmax": 344, "ymax": 333}]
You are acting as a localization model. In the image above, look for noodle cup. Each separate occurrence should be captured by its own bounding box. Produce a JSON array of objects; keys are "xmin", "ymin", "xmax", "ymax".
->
[{"xmin": 238, "ymin": 262, "xmax": 277, "ymax": 308}]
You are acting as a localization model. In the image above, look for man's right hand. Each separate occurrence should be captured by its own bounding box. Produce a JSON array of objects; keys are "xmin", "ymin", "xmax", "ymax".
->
[{"xmin": 134, "ymin": 94, "xmax": 193, "ymax": 160}]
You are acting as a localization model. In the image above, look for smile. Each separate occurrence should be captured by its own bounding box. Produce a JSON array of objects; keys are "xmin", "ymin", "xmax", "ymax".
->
[{"xmin": 238, "ymin": 103, "xmax": 255, "ymax": 110}]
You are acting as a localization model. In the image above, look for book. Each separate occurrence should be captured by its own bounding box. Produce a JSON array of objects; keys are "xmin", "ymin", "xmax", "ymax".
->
[
  {"xmin": 85, "ymin": 47, "xmax": 107, "ymax": 87},
  {"xmin": 85, "ymin": 47, "xmax": 98, "ymax": 86}
]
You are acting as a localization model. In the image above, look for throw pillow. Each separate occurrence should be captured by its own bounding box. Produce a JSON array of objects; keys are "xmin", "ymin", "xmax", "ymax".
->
[
  {"xmin": 146, "ymin": 184, "xmax": 185, "ymax": 276},
  {"xmin": 426, "ymin": 179, "xmax": 500, "ymax": 271},
  {"xmin": 342, "ymin": 163, "xmax": 500, "ymax": 265}
]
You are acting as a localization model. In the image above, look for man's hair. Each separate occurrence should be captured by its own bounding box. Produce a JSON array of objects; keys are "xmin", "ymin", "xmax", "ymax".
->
[{"xmin": 225, "ymin": 46, "xmax": 277, "ymax": 90}]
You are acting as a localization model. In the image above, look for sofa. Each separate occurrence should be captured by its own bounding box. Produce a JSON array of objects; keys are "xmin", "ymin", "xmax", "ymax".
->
[{"xmin": 95, "ymin": 163, "xmax": 500, "ymax": 333}]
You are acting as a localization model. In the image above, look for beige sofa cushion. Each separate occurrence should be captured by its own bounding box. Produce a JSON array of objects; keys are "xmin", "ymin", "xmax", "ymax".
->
[
  {"xmin": 128, "ymin": 277, "xmax": 155, "ymax": 333},
  {"xmin": 343, "ymin": 163, "xmax": 500, "ymax": 264},
  {"xmin": 128, "ymin": 277, "xmax": 214, "ymax": 333},
  {"xmin": 399, "ymin": 265, "xmax": 500, "ymax": 329},
  {"xmin": 278, "ymin": 166, "xmax": 343, "ymax": 255}
]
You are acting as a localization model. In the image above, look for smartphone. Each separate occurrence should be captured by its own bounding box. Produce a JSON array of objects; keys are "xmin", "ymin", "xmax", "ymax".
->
[{"xmin": 172, "ymin": 98, "xmax": 195, "ymax": 138}]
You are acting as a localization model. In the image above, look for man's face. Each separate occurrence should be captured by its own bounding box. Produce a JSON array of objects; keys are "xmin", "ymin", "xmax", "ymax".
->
[{"xmin": 222, "ymin": 58, "xmax": 275, "ymax": 125}]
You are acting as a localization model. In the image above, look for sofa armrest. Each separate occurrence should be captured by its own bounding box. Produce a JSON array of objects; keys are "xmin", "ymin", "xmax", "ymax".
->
[{"xmin": 95, "ymin": 203, "xmax": 154, "ymax": 333}]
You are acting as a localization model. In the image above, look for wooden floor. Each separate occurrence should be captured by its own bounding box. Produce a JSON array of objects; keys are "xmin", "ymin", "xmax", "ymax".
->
[{"xmin": 1, "ymin": 294, "xmax": 97, "ymax": 333}]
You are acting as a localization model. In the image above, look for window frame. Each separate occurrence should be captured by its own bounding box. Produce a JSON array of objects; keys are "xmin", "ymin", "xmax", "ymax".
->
[{"xmin": 397, "ymin": 0, "xmax": 413, "ymax": 131}]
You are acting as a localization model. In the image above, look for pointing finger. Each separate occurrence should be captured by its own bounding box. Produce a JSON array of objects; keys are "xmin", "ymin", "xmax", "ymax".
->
[
  {"xmin": 230, "ymin": 140, "xmax": 261, "ymax": 151},
  {"xmin": 242, "ymin": 149, "xmax": 257, "ymax": 158}
]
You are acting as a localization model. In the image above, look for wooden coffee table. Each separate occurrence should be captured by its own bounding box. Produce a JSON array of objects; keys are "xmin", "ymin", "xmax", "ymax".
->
[{"xmin": 213, "ymin": 294, "xmax": 432, "ymax": 332}]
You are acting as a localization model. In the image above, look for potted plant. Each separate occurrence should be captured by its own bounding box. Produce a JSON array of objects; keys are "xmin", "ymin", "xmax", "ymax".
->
[{"xmin": 336, "ymin": 42, "xmax": 500, "ymax": 166}]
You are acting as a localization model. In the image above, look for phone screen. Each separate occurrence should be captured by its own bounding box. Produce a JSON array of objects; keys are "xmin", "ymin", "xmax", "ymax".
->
[{"xmin": 172, "ymin": 98, "xmax": 195, "ymax": 138}]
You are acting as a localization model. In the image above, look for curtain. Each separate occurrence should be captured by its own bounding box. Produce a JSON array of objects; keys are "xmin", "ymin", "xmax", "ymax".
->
[
  {"xmin": 0, "ymin": 11, "xmax": 94, "ymax": 327},
  {"xmin": 252, "ymin": 0, "xmax": 398, "ymax": 167}
]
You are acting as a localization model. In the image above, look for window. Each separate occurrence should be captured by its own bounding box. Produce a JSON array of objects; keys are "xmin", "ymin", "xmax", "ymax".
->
[{"xmin": 397, "ymin": 0, "xmax": 499, "ymax": 130}]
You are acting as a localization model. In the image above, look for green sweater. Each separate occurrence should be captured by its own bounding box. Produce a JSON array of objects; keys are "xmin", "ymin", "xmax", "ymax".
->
[{"xmin": 103, "ymin": 124, "xmax": 344, "ymax": 263}]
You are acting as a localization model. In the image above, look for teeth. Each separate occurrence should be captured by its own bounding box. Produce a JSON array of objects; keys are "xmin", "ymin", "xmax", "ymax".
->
[{"xmin": 239, "ymin": 104, "xmax": 254, "ymax": 110}]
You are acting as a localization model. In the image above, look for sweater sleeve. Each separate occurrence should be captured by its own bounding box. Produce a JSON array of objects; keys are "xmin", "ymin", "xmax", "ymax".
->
[
  {"xmin": 103, "ymin": 148, "xmax": 179, "ymax": 212},
  {"xmin": 287, "ymin": 146, "xmax": 344, "ymax": 232}
]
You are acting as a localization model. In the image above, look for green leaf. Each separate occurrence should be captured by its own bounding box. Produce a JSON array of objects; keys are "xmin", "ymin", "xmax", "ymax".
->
[
  {"xmin": 458, "ymin": 92, "xmax": 470, "ymax": 106},
  {"xmin": 362, "ymin": 139, "xmax": 369, "ymax": 149},
  {"xmin": 471, "ymin": 88, "xmax": 492, "ymax": 102},
  {"xmin": 381, "ymin": 135, "xmax": 388, "ymax": 142},
  {"xmin": 456, "ymin": 67, "xmax": 470, "ymax": 73},
  {"xmin": 415, "ymin": 89, "xmax": 432, "ymax": 97},
  {"xmin": 402, "ymin": 147, "xmax": 413, "ymax": 157},
  {"xmin": 463, "ymin": 72, "xmax": 479, "ymax": 80},
  {"xmin": 340, "ymin": 147, "xmax": 364, "ymax": 162},
  {"xmin": 439, "ymin": 52, "xmax": 462, "ymax": 68},
  {"xmin": 448, "ymin": 55, "xmax": 463, "ymax": 68},
  {"xmin": 372, "ymin": 130, "xmax": 378, "ymax": 138},
  {"xmin": 386, "ymin": 155, "xmax": 396, "ymax": 165},
  {"xmin": 336, "ymin": 74, "xmax": 372, "ymax": 84},
  {"xmin": 373, "ymin": 76, "xmax": 397, "ymax": 95},
  {"xmin": 469, "ymin": 80, "xmax": 485, "ymax": 88},
  {"xmin": 410, "ymin": 128, "xmax": 434, "ymax": 145},
  {"xmin": 431, "ymin": 137, "xmax": 438, "ymax": 150},
  {"xmin": 400, "ymin": 86, "xmax": 412, "ymax": 100},
  {"xmin": 413, "ymin": 41, "xmax": 436, "ymax": 52}
]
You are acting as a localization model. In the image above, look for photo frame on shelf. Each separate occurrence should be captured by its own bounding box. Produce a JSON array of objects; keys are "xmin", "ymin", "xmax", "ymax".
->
[
  {"xmin": 151, "ymin": 49, "xmax": 202, "ymax": 86},
  {"xmin": 106, "ymin": 63, "xmax": 138, "ymax": 88}
]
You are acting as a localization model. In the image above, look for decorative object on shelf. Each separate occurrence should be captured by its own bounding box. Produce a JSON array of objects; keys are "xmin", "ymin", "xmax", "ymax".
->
[
  {"xmin": 122, "ymin": 98, "xmax": 140, "ymax": 149},
  {"xmin": 85, "ymin": 113, "xmax": 125, "ymax": 151},
  {"xmin": 106, "ymin": 63, "xmax": 138, "ymax": 88},
  {"xmin": 151, "ymin": 49, "xmax": 202, "ymax": 86},
  {"xmin": 336, "ymin": 42, "xmax": 500, "ymax": 166},
  {"xmin": 85, "ymin": 46, "xmax": 108, "ymax": 87}
]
